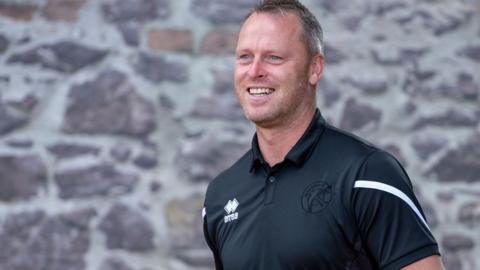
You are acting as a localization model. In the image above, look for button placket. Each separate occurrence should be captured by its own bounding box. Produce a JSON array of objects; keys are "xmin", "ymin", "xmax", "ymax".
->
[{"xmin": 264, "ymin": 175, "xmax": 276, "ymax": 205}]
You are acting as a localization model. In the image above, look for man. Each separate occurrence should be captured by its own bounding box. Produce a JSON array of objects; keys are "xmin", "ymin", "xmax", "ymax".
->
[{"xmin": 202, "ymin": 0, "xmax": 444, "ymax": 269}]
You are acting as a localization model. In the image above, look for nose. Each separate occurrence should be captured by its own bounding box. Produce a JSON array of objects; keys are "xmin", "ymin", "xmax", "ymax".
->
[{"xmin": 247, "ymin": 57, "xmax": 266, "ymax": 79}]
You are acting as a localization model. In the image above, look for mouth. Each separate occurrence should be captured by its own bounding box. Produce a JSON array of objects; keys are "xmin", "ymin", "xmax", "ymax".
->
[{"xmin": 247, "ymin": 87, "xmax": 275, "ymax": 96}]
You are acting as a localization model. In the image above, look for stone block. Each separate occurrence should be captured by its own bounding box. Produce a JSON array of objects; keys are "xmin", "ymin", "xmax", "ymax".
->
[
  {"xmin": 63, "ymin": 69, "xmax": 156, "ymax": 137},
  {"xmin": 102, "ymin": 0, "xmax": 169, "ymax": 23},
  {"xmin": 98, "ymin": 203, "xmax": 155, "ymax": 252},
  {"xmin": 7, "ymin": 41, "xmax": 108, "ymax": 73},
  {"xmin": 413, "ymin": 109, "xmax": 479, "ymax": 129},
  {"xmin": 133, "ymin": 52, "xmax": 188, "ymax": 83},
  {"xmin": 200, "ymin": 29, "xmax": 237, "ymax": 55},
  {"xmin": 0, "ymin": 34, "xmax": 9, "ymax": 54},
  {"xmin": 0, "ymin": 210, "xmax": 93, "ymax": 270},
  {"xmin": 176, "ymin": 135, "xmax": 248, "ymax": 182},
  {"xmin": 0, "ymin": 3, "xmax": 37, "ymax": 21},
  {"xmin": 340, "ymin": 98, "xmax": 382, "ymax": 131},
  {"xmin": 42, "ymin": 0, "xmax": 86, "ymax": 21},
  {"xmin": 191, "ymin": 0, "xmax": 256, "ymax": 24},
  {"xmin": 47, "ymin": 143, "xmax": 100, "ymax": 159},
  {"xmin": 411, "ymin": 135, "xmax": 448, "ymax": 160},
  {"xmin": 0, "ymin": 102, "xmax": 30, "ymax": 135},
  {"xmin": 0, "ymin": 155, "xmax": 47, "ymax": 202},
  {"xmin": 459, "ymin": 45, "xmax": 480, "ymax": 63},
  {"xmin": 117, "ymin": 22, "xmax": 141, "ymax": 47},
  {"xmin": 458, "ymin": 201, "xmax": 480, "ymax": 228},
  {"xmin": 54, "ymin": 163, "xmax": 139, "ymax": 199},
  {"xmin": 148, "ymin": 28, "xmax": 193, "ymax": 53},
  {"xmin": 441, "ymin": 234, "xmax": 475, "ymax": 252},
  {"xmin": 428, "ymin": 136, "xmax": 480, "ymax": 182}
]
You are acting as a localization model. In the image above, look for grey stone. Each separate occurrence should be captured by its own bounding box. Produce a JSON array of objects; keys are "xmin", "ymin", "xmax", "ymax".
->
[
  {"xmin": 191, "ymin": 0, "xmax": 256, "ymax": 24},
  {"xmin": 459, "ymin": 45, "xmax": 480, "ymax": 62},
  {"xmin": 190, "ymin": 94, "xmax": 245, "ymax": 121},
  {"xmin": 158, "ymin": 94, "xmax": 175, "ymax": 111},
  {"xmin": 373, "ymin": 2, "xmax": 407, "ymax": 16},
  {"xmin": 413, "ymin": 110, "xmax": 479, "ymax": 129},
  {"xmin": 63, "ymin": 69, "xmax": 156, "ymax": 137},
  {"xmin": 428, "ymin": 136, "xmax": 480, "ymax": 182},
  {"xmin": 54, "ymin": 163, "xmax": 139, "ymax": 199},
  {"xmin": 166, "ymin": 193, "xmax": 206, "ymax": 249},
  {"xmin": 324, "ymin": 43, "xmax": 346, "ymax": 65},
  {"xmin": 0, "ymin": 34, "xmax": 8, "ymax": 54},
  {"xmin": 175, "ymin": 250, "xmax": 215, "ymax": 268},
  {"xmin": 342, "ymin": 77, "xmax": 388, "ymax": 95},
  {"xmin": 411, "ymin": 135, "xmax": 448, "ymax": 160},
  {"xmin": 0, "ymin": 155, "xmax": 47, "ymax": 202},
  {"xmin": 340, "ymin": 98, "xmax": 382, "ymax": 131},
  {"xmin": 102, "ymin": 0, "xmax": 169, "ymax": 23},
  {"xmin": 318, "ymin": 78, "xmax": 341, "ymax": 108},
  {"xmin": 6, "ymin": 139, "xmax": 33, "ymax": 148},
  {"xmin": 48, "ymin": 143, "xmax": 100, "ymax": 159},
  {"xmin": 442, "ymin": 254, "xmax": 462, "ymax": 270},
  {"xmin": 110, "ymin": 144, "xmax": 131, "ymax": 162},
  {"xmin": 60, "ymin": 208, "xmax": 97, "ymax": 230},
  {"xmin": 7, "ymin": 41, "xmax": 108, "ymax": 73},
  {"xmin": 0, "ymin": 210, "xmax": 93, "ymax": 270},
  {"xmin": 7, "ymin": 94, "xmax": 38, "ymax": 114},
  {"xmin": 133, "ymin": 52, "xmax": 188, "ymax": 83},
  {"xmin": 442, "ymin": 234, "xmax": 474, "ymax": 252},
  {"xmin": 0, "ymin": 102, "xmax": 30, "ymax": 135},
  {"xmin": 315, "ymin": 0, "xmax": 347, "ymax": 12},
  {"xmin": 427, "ymin": 10, "xmax": 473, "ymax": 36},
  {"xmin": 117, "ymin": 22, "xmax": 140, "ymax": 46},
  {"xmin": 458, "ymin": 201, "xmax": 480, "ymax": 228},
  {"xmin": 383, "ymin": 144, "xmax": 407, "ymax": 168},
  {"xmin": 150, "ymin": 181, "xmax": 162, "ymax": 193},
  {"xmin": 98, "ymin": 203, "xmax": 155, "ymax": 252},
  {"xmin": 133, "ymin": 151, "xmax": 158, "ymax": 169},
  {"xmin": 176, "ymin": 135, "xmax": 248, "ymax": 182},
  {"xmin": 98, "ymin": 258, "xmax": 134, "ymax": 270}
]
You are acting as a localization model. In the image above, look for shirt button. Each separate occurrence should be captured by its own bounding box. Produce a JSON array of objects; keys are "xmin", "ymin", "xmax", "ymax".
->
[{"xmin": 268, "ymin": 176, "xmax": 276, "ymax": 183}]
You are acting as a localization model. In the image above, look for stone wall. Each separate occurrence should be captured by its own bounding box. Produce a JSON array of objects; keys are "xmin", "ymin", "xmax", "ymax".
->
[{"xmin": 0, "ymin": 0, "xmax": 479, "ymax": 269}]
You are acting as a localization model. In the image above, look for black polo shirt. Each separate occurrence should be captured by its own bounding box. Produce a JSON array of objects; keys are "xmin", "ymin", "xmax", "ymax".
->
[{"xmin": 203, "ymin": 109, "xmax": 439, "ymax": 270}]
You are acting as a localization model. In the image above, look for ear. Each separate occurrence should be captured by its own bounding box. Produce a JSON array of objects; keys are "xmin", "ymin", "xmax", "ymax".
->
[{"xmin": 308, "ymin": 53, "xmax": 324, "ymax": 85}]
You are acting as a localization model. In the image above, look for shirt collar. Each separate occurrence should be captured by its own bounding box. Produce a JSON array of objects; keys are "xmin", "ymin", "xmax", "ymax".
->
[{"xmin": 249, "ymin": 109, "xmax": 326, "ymax": 172}]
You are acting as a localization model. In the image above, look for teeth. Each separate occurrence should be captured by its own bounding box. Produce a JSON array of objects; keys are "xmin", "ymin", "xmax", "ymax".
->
[{"xmin": 248, "ymin": 88, "xmax": 274, "ymax": 95}]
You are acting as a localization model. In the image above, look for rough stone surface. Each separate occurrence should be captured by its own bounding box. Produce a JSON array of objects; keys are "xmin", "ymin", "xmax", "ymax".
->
[
  {"xmin": 54, "ymin": 164, "xmax": 139, "ymax": 199},
  {"xmin": 191, "ymin": 0, "xmax": 256, "ymax": 24},
  {"xmin": 0, "ymin": 1, "xmax": 479, "ymax": 269},
  {"xmin": 133, "ymin": 52, "xmax": 188, "ymax": 83},
  {"xmin": 48, "ymin": 143, "xmax": 100, "ymax": 159},
  {"xmin": 98, "ymin": 203, "xmax": 155, "ymax": 252},
  {"xmin": 458, "ymin": 202, "xmax": 480, "ymax": 229},
  {"xmin": 200, "ymin": 29, "xmax": 237, "ymax": 55},
  {"xmin": 0, "ymin": 210, "xmax": 93, "ymax": 270},
  {"xmin": 7, "ymin": 41, "xmax": 108, "ymax": 73},
  {"xmin": 42, "ymin": 0, "xmax": 86, "ymax": 21},
  {"xmin": 63, "ymin": 70, "xmax": 156, "ymax": 137},
  {"xmin": 0, "ymin": 3, "xmax": 37, "ymax": 21},
  {"xmin": 411, "ymin": 135, "xmax": 448, "ymax": 160},
  {"xmin": 176, "ymin": 135, "xmax": 248, "ymax": 182},
  {"xmin": 0, "ymin": 155, "xmax": 47, "ymax": 202},
  {"xmin": 148, "ymin": 28, "xmax": 193, "ymax": 53},
  {"xmin": 0, "ymin": 34, "xmax": 9, "ymax": 54},
  {"xmin": 102, "ymin": 0, "xmax": 169, "ymax": 23},
  {"xmin": 117, "ymin": 23, "xmax": 141, "ymax": 47},
  {"xmin": 340, "ymin": 98, "xmax": 382, "ymax": 131},
  {"xmin": 0, "ymin": 102, "xmax": 30, "ymax": 135},
  {"xmin": 428, "ymin": 136, "xmax": 480, "ymax": 183},
  {"xmin": 442, "ymin": 234, "xmax": 475, "ymax": 252},
  {"xmin": 413, "ymin": 110, "xmax": 479, "ymax": 129}
]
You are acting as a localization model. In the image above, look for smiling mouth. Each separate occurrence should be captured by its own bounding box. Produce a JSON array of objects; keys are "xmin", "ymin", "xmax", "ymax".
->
[{"xmin": 248, "ymin": 87, "xmax": 275, "ymax": 96}]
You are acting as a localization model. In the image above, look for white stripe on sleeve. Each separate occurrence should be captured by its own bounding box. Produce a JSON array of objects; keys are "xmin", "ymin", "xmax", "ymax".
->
[
  {"xmin": 202, "ymin": 207, "xmax": 206, "ymax": 219},
  {"xmin": 354, "ymin": 180, "xmax": 430, "ymax": 231}
]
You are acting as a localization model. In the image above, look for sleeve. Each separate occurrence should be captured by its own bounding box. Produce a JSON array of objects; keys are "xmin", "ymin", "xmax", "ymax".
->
[
  {"xmin": 203, "ymin": 204, "xmax": 224, "ymax": 270},
  {"xmin": 352, "ymin": 150, "xmax": 440, "ymax": 270}
]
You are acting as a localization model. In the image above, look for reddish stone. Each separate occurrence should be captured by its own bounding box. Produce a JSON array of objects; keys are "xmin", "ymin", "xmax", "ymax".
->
[
  {"xmin": 0, "ymin": 3, "xmax": 37, "ymax": 21},
  {"xmin": 148, "ymin": 28, "xmax": 193, "ymax": 53},
  {"xmin": 42, "ymin": 0, "xmax": 86, "ymax": 22},
  {"xmin": 200, "ymin": 29, "xmax": 237, "ymax": 54}
]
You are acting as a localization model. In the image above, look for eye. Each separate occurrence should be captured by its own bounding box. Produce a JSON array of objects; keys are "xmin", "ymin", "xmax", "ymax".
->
[
  {"xmin": 266, "ymin": 55, "xmax": 283, "ymax": 63},
  {"xmin": 237, "ymin": 53, "xmax": 253, "ymax": 63}
]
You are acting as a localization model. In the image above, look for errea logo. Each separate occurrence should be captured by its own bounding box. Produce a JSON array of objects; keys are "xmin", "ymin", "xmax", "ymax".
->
[{"xmin": 224, "ymin": 198, "xmax": 239, "ymax": 223}]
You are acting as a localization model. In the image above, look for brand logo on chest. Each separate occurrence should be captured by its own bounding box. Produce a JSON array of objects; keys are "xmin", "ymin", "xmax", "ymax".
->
[{"xmin": 224, "ymin": 198, "xmax": 239, "ymax": 223}]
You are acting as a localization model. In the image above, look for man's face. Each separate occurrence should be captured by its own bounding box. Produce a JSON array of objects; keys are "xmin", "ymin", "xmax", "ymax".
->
[{"xmin": 234, "ymin": 12, "xmax": 318, "ymax": 127}]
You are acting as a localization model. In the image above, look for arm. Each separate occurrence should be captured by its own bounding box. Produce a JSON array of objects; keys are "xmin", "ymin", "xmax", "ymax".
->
[{"xmin": 402, "ymin": 255, "xmax": 444, "ymax": 270}]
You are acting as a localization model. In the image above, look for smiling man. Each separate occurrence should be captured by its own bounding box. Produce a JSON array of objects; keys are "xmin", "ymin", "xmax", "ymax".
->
[{"xmin": 202, "ymin": 0, "xmax": 444, "ymax": 269}]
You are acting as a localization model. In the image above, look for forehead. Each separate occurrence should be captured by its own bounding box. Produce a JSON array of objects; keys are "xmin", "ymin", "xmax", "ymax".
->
[{"xmin": 237, "ymin": 12, "xmax": 304, "ymax": 47}]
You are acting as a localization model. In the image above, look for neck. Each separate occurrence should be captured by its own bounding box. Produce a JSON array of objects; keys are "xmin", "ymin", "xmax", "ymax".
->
[{"xmin": 256, "ymin": 106, "xmax": 316, "ymax": 166}]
